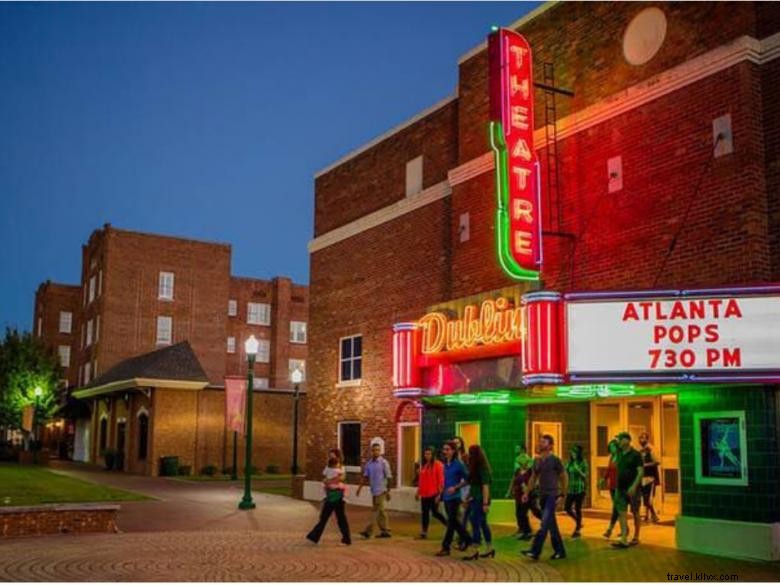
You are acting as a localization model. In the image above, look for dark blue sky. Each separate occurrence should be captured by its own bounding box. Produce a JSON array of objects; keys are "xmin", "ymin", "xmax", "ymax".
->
[{"xmin": 0, "ymin": 1, "xmax": 539, "ymax": 330}]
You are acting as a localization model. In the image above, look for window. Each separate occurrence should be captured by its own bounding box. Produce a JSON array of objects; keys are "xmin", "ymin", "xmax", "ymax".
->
[
  {"xmin": 289, "ymin": 359, "xmax": 306, "ymax": 382},
  {"xmin": 95, "ymin": 315, "xmax": 100, "ymax": 343},
  {"xmin": 253, "ymin": 377, "xmax": 269, "ymax": 390},
  {"xmin": 338, "ymin": 422, "xmax": 362, "ymax": 471},
  {"xmin": 257, "ymin": 339, "xmax": 270, "ymax": 363},
  {"xmin": 405, "ymin": 155, "xmax": 424, "ymax": 197},
  {"xmin": 339, "ymin": 335, "xmax": 362, "ymax": 382},
  {"xmin": 247, "ymin": 302, "xmax": 271, "ymax": 325},
  {"xmin": 84, "ymin": 361, "xmax": 92, "ymax": 385},
  {"xmin": 98, "ymin": 270, "xmax": 103, "ymax": 297},
  {"xmin": 59, "ymin": 311, "xmax": 72, "ymax": 334},
  {"xmin": 37, "ymin": 318, "xmax": 42, "ymax": 337},
  {"xmin": 156, "ymin": 316, "xmax": 173, "ymax": 345},
  {"xmin": 86, "ymin": 319, "xmax": 94, "ymax": 347},
  {"xmin": 227, "ymin": 336, "xmax": 236, "ymax": 354},
  {"xmin": 82, "ymin": 285, "xmax": 87, "ymax": 306},
  {"xmin": 290, "ymin": 321, "xmax": 307, "ymax": 344},
  {"xmin": 88, "ymin": 275, "xmax": 96, "ymax": 303},
  {"xmin": 99, "ymin": 417, "xmax": 108, "ymax": 452},
  {"xmin": 138, "ymin": 413, "xmax": 149, "ymax": 460},
  {"xmin": 58, "ymin": 345, "xmax": 71, "ymax": 368},
  {"xmin": 93, "ymin": 359, "xmax": 98, "ymax": 378},
  {"xmin": 228, "ymin": 299, "xmax": 238, "ymax": 317},
  {"xmin": 80, "ymin": 325, "xmax": 85, "ymax": 349},
  {"xmin": 78, "ymin": 365, "xmax": 82, "ymax": 387},
  {"xmin": 158, "ymin": 271, "xmax": 175, "ymax": 300}
]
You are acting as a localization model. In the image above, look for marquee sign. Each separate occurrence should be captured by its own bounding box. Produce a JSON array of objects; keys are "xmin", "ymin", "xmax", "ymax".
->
[
  {"xmin": 566, "ymin": 287, "xmax": 780, "ymax": 381},
  {"xmin": 488, "ymin": 28, "xmax": 542, "ymax": 281}
]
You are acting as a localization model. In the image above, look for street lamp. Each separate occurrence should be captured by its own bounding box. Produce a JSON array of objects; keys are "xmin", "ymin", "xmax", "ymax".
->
[
  {"xmin": 239, "ymin": 335, "xmax": 258, "ymax": 510},
  {"xmin": 33, "ymin": 386, "xmax": 43, "ymax": 463},
  {"xmin": 290, "ymin": 368, "xmax": 303, "ymax": 475}
]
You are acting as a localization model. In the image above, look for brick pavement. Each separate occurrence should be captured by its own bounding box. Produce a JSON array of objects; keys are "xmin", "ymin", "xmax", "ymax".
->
[{"xmin": 0, "ymin": 463, "xmax": 777, "ymax": 582}]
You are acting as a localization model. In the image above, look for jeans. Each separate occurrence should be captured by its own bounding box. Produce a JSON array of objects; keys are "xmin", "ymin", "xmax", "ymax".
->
[
  {"xmin": 307, "ymin": 498, "xmax": 351, "ymax": 544},
  {"xmin": 530, "ymin": 494, "xmax": 565, "ymax": 556},
  {"xmin": 514, "ymin": 497, "xmax": 541, "ymax": 534},
  {"xmin": 420, "ymin": 496, "xmax": 447, "ymax": 533},
  {"xmin": 364, "ymin": 493, "xmax": 390, "ymax": 535},
  {"xmin": 609, "ymin": 489, "xmax": 619, "ymax": 527},
  {"xmin": 468, "ymin": 500, "xmax": 492, "ymax": 547},
  {"xmin": 441, "ymin": 498, "xmax": 470, "ymax": 551},
  {"xmin": 564, "ymin": 492, "xmax": 585, "ymax": 530}
]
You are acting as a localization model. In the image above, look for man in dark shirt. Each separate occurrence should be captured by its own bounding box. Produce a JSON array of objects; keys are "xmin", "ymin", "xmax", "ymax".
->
[
  {"xmin": 521, "ymin": 434, "xmax": 568, "ymax": 561},
  {"xmin": 612, "ymin": 431, "xmax": 644, "ymax": 548}
]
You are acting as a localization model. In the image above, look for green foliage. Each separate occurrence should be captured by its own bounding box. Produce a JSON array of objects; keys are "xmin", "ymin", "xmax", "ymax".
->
[{"xmin": 0, "ymin": 328, "xmax": 62, "ymax": 430}]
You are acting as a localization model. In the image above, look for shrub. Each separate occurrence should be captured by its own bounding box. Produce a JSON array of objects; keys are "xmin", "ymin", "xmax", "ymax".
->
[
  {"xmin": 178, "ymin": 465, "xmax": 192, "ymax": 476},
  {"xmin": 265, "ymin": 464, "xmax": 280, "ymax": 474},
  {"xmin": 200, "ymin": 464, "xmax": 218, "ymax": 476},
  {"xmin": 101, "ymin": 448, "xmax": 117, "ymax": 471}
]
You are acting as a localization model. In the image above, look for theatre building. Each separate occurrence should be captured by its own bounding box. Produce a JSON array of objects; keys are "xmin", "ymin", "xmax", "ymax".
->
[
  {"xmin": 34, "ymin": 224, "xmax": 309, "ymax": 475},
  {"xmin": 305, "ymin": 2, "xmax": 780, "ymax": 560}
]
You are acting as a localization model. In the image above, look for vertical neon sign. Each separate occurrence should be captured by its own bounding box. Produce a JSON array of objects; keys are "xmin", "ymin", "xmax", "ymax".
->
[{"xmin": 488, "ymin": 28, "xmax": 542, "ymax": 281}]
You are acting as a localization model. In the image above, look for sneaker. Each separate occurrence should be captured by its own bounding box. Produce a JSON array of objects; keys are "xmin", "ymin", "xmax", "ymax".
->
[
  {"xmin": 359, "ymin": 531, "xmax": 371, "ymax": 540},
  {"xmin": 629, "ymin": 538, "xmax": 640, "ymax": 546},
  {"xmin": 522, "ymin": 550, "xmax": 540, "ymax": 560},
  {"xmin": 305, "ymin": 534, "xmax": 318, "ymax": 544},
  {"xmin": 571, "ymin": 530, "xmax": 581, "ymax": 538},
  {"xmin": 517, "ymin": 532, "xmax": 533, "ymax": 541},
  {"xmin": 415, "ymin": 533, "xmax": 427, "ymax": 540},
  {"xmin": 377, "ymin": 531, "xmax": 392, "ymax": 538},
  {"xmin": 550, "ymin": 552, "xmax": 567, "ymax": 560},
  {"xmin": 603, "ymin": 528, "xmax": 613, "ymax": 539},
  {"xmin": 651, "ymin": 515, "xmax": 661, "ymax": 524},
  {"xmin": 435, "ymin": 549, "xmax": 450, "ymax": 557},
  {"xmin": 611, "ymin": 541, "xmax": 630, "ymax": 549},
  {"xmin": 340, "ymin": 540, "xmax": 352, "ymax": 546}
]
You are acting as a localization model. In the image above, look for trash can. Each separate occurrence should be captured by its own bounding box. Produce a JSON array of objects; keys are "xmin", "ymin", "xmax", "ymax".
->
[{"xmin": 159, "ymin": 455, "xmax": 179, "ymax": 476}]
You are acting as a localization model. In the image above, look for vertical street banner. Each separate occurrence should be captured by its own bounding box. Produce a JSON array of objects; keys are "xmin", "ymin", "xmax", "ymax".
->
[
  {"xmin": 488, "ymin": 27, "xmax": 542, "ymax": 281},
  {"xmin": 224, "ymin": 376, "xmax": 247, "ymax": 435},
  {"xmin": 21, "ymin": 404, "xmax": 34, "ymax": 432}
]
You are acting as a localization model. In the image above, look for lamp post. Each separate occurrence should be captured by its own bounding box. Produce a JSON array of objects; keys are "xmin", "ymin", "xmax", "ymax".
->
[
  {"xmin": 33, "ymin": 386, "xmax": 43, "ymax": 464},
  {"xmin": 239, "ymin": 335, "xmax": 258, "ymax": 510},
  {"xmin": 290, "ymin": 368, "xmax": 303, "ymax": 475}
]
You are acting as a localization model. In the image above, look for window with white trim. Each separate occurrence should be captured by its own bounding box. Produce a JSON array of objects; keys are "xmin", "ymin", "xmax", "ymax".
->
[
  {"xmin": 158, "ymin": 271, "xmax": 175, "ymax": 300},
  {"xmin": 88, "ymin": 275, "xmax": 96, "ymax": 303},
  {"xmin": 58, "ymin": 345, "xmax": 71, "ymax": 368},
  {"xmin": 228, "ymin": 299, "xmax": 238, "ymax": 317},
  {"xmin": 95, "ymin": 315, "xmax": 100, "ymax": 342},
  {"xmin": 84, "ymin": 361, "xmax": 92, "ymax": 385},
  {"xmin": 86, "ymin": 319, "xmax": 94, "ymax": 347},
  {"xmin": 37, "ymin": 318, "xmax": 42, "ymax": 337},
  {"xmin": 253, "ymin": 377, "xmax": 269, "ymax": 390},
  {"xmin": 289, "ymin": 359, "xmax": 306, "ymax": 382},
  {"xmin": 98, "ymin": 270, "xmax": 103, "ymax": 296},
  {"xmin": 93, "ymin": 359, "xmax": 98, "ymax": 378},
  {"xmin": 290, "ymin": 321, "xmax": 307, "ymax": 344},
  {"xmin": 156, "ymin": 316, "xmax": 173, "ymax": 345},
  {"xmin": 227, "ymin": 336, "xmax": 236, "ymax": 354},
  {"xmin": 338, "ymin": 421, "xmax": 362, "ymax": 471},
  {"xmin": 257, "ymin": 339, "xmax": 270, "ymax": 363},
  {"xmin": 247, "ymin": 302, "xmax": 271, "ymax": 325},
  {"xmin": 59, "ymin": 311, "xmax": 72, "ymax": 334},
  {"xmin": 339, "ymin": 335, "xmax": 362, "ymax": 382}
]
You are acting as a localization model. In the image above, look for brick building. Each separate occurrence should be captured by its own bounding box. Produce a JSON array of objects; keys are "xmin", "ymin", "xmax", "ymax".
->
[
  {"xmin": 306, "ymin": 2, "xmax": 780, "ymax": 560},
  {"xmin": 33, "ymin": 224, "xmax": 308, "ymax": 475}
]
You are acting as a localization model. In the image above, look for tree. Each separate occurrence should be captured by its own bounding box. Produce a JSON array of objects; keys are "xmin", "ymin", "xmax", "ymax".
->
[{"xmin": 0, "ymin": 328, "xmax": 61, "ymax": 435}]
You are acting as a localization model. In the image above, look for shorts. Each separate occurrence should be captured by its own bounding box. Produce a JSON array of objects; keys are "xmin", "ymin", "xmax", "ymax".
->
[{"xmin": 614, "ymin": 488, "xmax": 641, "ymax": 514}]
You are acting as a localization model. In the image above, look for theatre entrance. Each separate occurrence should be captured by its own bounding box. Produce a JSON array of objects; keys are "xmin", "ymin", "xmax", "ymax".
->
[{"xmin": 589, "ymin": 395, "xmax": 680, "ymax": 521}]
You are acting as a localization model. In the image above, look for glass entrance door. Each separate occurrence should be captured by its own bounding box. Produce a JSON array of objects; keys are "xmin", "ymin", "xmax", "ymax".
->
[
  {"xmin": 398, "ymin": 423, "xmax": 420, "ymax": 487},
  {"xmin": 589, "ymin": 396, "xmax": 680, "ymax": 517}
]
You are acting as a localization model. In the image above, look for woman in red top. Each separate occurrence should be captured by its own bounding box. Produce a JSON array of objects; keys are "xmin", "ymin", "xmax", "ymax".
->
[
  {"xmin": 416, "ymin": 446, "xmax": 447, "ymax": 539},
  {"xmin": 599, "ymin": 439, "xmax": 620, "ymax": 538}
]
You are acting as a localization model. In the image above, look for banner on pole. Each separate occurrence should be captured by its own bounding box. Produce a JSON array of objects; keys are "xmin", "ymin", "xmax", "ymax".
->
[{"xmin": 225, "ymin": 376, "xmax": 247, "ymax": 435}]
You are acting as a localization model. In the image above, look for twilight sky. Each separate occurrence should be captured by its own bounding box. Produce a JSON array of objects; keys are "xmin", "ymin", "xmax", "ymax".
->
[{"xmin": 0, "ymin": 1, "xmax": 540, "ymax": 330}]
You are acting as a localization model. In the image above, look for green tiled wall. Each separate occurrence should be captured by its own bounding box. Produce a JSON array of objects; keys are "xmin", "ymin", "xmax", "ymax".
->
[
  {"xmin": 422, "ymin": 404, "xmax": 527, "ymax": 500},
  {"xmin": 678, "ymin": 385, "xmax": 780, "ymax": 523}
]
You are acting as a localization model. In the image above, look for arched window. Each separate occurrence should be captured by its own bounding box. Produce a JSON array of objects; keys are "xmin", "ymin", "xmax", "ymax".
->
[
  {"xmin": 138, "ymin": 413, "xmax": 149, "ymax": 460},
  {"xmin": 99, "ymin": 417, "xmax": 108, "ymax": 452}
]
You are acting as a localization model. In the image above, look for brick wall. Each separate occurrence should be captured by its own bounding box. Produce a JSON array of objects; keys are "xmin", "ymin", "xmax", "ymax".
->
[
  {"xmin": 0, "ymin": 504, "xmax": 119, "ymax": 538},
  {"xmin": 33, "ymin": 281, "xmax": 81, "ymax": 387}
]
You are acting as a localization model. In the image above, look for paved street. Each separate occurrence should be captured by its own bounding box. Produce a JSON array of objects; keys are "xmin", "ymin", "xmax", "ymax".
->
[{"xmin": 1, "ymin": 464, "xmax": 779, "ymax": 582}]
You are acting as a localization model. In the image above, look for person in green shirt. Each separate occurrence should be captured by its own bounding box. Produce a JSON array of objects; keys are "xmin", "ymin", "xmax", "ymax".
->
[
  {"xmin": 462, "ymin": 444, "xmax": 495, "ymax": 560},
  {"xmin": 564, "ymin": 444, "xmax": 588, "ymax": 538}
]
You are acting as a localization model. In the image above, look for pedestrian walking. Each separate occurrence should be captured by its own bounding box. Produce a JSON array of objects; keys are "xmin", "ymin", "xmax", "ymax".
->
[
  {"xmin": 564, "ymin": 444, "xmax": 588, "ymax": 538},
  {"xmin": 638, "ymin": 432, "xmax": 661, "ymax": 524},
  {"xmin": 416, "ymin": 446, "xmax": 447, "ymax": 539},
  {"xmin": 611, "ymin": 431, "xmax": 644, "ymax": 548},
  {"xmin": 452, "ymin": 436, "xmax": 471, "ymax": 547},
  {"xmin": 306, "ymin": 448, "xmax": 351, "ymax": 545},
  {"xmin": 522, "ymin": 434, "xmax": 567, "ymax": 561},
  {"xmin": 506, "ymin": 446, "xmax": 539, "ymax": 540},
  {"xmin": 356, "ymin": 442, "xmax": 392, "ymax": 539},
  {"xmin": 462, "ymin": 444, "xmax": 495, "ymax": 560},
  {"xmin": 600, "ymin": 438, "xmax": 621, "ymax": 539},
  {"xmin": 435, "ymin": 441, "xmax": 470, "ymax": 557}
]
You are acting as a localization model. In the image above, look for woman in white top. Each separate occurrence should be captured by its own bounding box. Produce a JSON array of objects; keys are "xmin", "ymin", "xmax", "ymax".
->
[{"xmin": 306, "ymin": 448, "xmax": 352, "ymax": 545}]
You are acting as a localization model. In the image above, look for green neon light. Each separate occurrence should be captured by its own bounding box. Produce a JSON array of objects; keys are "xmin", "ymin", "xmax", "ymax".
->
[
  {"xmin": 489, "ymin": 121, "xmax": 540, "ymax": 281},
  {"xmin": 555, "ymin": 384, "xmax": 637, "ymax": 399},
  {"xmin": 443, "ymin": 390, "xmax": 511, "ymax": 405}
]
